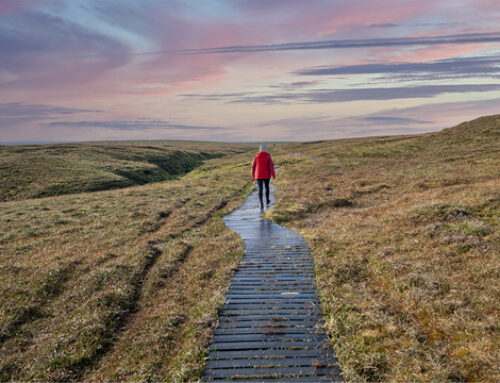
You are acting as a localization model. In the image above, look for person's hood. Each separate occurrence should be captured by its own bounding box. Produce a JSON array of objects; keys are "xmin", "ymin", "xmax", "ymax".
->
[{"xmin": 256, "ymin": 151, "xmax": 270, "ymax": 159}]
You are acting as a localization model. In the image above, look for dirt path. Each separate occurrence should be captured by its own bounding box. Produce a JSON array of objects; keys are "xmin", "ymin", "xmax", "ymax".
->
[{"xmin": 203, "ymin": 182, "xmax": 342, "ymax": 382}]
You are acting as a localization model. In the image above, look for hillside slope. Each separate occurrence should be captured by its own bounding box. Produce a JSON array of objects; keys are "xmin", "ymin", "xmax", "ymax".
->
[
  {"xmin": 268, "ymin": 115, "xmax": 499, "ymax": 382},
  {"xmin": 0, "ymin": 141, "xmax": 254, "ymax": 202},
  {"xmin": 0, "ymin": 149, "xmax": 275, "ymax": 382}
]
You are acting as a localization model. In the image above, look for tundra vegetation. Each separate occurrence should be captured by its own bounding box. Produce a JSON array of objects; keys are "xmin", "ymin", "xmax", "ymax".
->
[
  {"xmin": 0, "ymin": 145, "xmax": 262, "ymax": 381},
  {"xmin": 0, "ymin": 140, "xmax": 253, "ymax": 202},
  {"xmin": 0, "ymin": 116, "xmax": 498, "ymax": 382},
  {"xmin": 267, "ymin": 115, "xmax": 499, "ymax": 382}
]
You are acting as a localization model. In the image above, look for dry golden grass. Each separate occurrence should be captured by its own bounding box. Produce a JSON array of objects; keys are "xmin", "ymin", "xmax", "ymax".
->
[
  {"xmin": 0, "ymin": 140, "xmax": 253, "ymax": 202},
  {"xmin": 268, "ymin": 115, "xmax": 499, "ymax": 382},
  {"xmin": 0, "ymin": 150, "xmax": 258, "ymax": 381},
  {"xmin": 1, "ymin": 116, "xmax": 498, "ymax": 382}
]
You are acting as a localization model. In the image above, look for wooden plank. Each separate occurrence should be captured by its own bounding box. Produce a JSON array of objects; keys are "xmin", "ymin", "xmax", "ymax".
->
[
  {"xmin": 211, "ymin": 333, "xmax": 330, "ymax": 343},
  {"xmin": 208, "ymin": 340, "xmax": 331, "ymax": 351},
  {"xmin": 219, "ymin": 314, "xmax": 322, "ymax": 320},
  {"xmin": 215, "ymin": 376, "xmax": 342, "ymax": 382},
  {"xmin": 217, "ymin": 320, "xmax": 321, "ymax": 329},
  {"xmin": 206, "ymin": 356, "xmax": 338, "ymax": 369},
  {"xmin": 226, "ymin": 291, "xmax": 318, "ymax": 296},
  {"xmin": 214, "ymin": 327, "xmax": 325, "ymax": 335},
  {"xmin": 225, "ymin": 301, "xmax": 321, "ymax": 307},
  {"xmin": 206, "ymin": 349, "xmax": 337, "ymax": 360},
  {"xmin": 203, "ymin": 365, "xmax": 341, "ymax": 378}
]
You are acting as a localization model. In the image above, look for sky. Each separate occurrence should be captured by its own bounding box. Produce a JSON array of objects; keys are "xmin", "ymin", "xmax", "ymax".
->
[{"xmin": 1, "ymin": 0, "xmax": 500, "ymax": 143}]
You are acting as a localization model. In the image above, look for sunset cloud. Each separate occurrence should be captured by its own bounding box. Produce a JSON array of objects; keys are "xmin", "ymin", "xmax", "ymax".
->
[
  {"xmin": 296, "ymin": 55, "xmax": 500, "ymax": 80},
  {"xmin": 175, "ymin": 32, "xmax": 500, "ymax": 55},
  {"xmin": 47, "ymin": 119, "xmax": 226, "ymax": 131},
  {"xmin": 360, "ymin": 116, "xmax": 431, "ymax": 125},
  {"xmin": 0, "ymin": 9, "xmax": 131, "ymax": 92},
  {"xmin": 183, "ymin": 84, "xmax": 500, "ymax": 104},
  {"xmin": 0, "ymin": 102, "xmax": 101, "ymax": 118},
  {"xmin": 0, "ymin": 102, "xmax": 102, "ymax": 130}
]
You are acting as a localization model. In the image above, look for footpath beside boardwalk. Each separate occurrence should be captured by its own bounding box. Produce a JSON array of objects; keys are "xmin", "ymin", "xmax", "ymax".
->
[{"xmin": 203, "ymin": 182, "xmax": 342, "ymax": 382}]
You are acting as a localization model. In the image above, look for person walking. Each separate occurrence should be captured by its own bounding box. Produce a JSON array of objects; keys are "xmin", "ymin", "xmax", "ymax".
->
[{"xmin": 251, "ymin": 144, "xmax": 276, "ymax": 209}]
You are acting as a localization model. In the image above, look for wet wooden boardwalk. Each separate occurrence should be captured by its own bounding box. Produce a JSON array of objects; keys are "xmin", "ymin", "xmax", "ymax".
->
[{"xmin": 203, "ymin": 183, "xmax": 342, "ymax": 382}]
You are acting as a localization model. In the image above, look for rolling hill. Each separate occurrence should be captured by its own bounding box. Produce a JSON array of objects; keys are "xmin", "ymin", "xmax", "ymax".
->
[
  {"xmin": 0, "ymin": 140, "xmax": 254, "ymax": 202},
  {"xmin": 268, "ymin": 115, "xmax": 499, "ymax": 381}
]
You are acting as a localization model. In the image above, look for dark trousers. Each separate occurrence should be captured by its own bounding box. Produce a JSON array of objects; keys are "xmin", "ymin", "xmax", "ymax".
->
[{"xmin": 257, "ymin": 178, "xmax": 270, "ymax": 206}]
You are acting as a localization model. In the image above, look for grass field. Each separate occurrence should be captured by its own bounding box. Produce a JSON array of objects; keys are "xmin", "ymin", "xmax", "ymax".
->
[
  {"xmin": 0, "ymin": 140, "xmax": 254, "ymax": 202},
  {"xmin": 268, "ymin": 115, "xmax": 500, "ymax": 382},
  {"xmin": 0, "ymin": 146, "xmax": 274, "ymax": 381},
  {"xmin": 0, "ymin": 116, "xmax": 498, "ymax": 382}
]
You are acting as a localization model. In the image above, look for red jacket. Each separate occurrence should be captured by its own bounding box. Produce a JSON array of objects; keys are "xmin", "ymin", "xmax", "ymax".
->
[{"xmin": 252, "ymin": 151, "xmax": 276, "ymax": 180}]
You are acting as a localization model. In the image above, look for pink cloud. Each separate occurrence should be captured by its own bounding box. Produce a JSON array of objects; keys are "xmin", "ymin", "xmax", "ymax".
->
[
  {"xmin": 0, "ymin": 0, "xmax": 43, "ymax": 16},
  {"xmin": 474, "ymin": 0, "xmax": 500, "ymax": 10},
  {"xmin": 65, "ymin": 1, "xmax": 254, "ymax": 97},
  {"xmin": 118, "ymin": 0, "xmax": 438, "ymax": 95},
  {"xmin": 230, "ymin": 0, "xmax": 434, "ymax": 41},
  {"xmin": 313, "ymin": 1, "xmax": 433, "ymax": 37},
  {"xmin": 392, "ymin": 43, "xmax": 487, "ymax": 63}
]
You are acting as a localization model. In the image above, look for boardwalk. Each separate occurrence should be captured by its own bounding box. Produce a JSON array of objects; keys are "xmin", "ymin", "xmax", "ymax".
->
[{"xmin": 203, "ymin": 182, "xmax": 342, "ymax": 382}]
